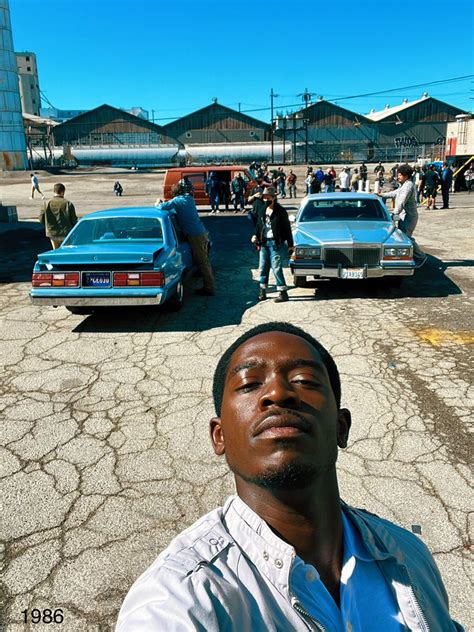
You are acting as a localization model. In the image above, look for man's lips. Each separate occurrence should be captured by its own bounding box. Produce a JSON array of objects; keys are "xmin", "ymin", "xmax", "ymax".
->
[{"xmin": 253, "ymin": 410, "xmax": 312, "ymax": 438}]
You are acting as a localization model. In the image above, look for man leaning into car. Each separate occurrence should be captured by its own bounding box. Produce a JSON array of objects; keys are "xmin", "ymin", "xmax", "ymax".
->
[
  {"xmin": 156, "ymin": 183, "xmax": 215, "ymax": 296},
  {"xmin": 116, "ymin": 321, "xmax": 462, "ymax": 631}
]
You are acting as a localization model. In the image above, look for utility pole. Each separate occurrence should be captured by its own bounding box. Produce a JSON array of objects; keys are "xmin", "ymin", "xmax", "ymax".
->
[
  {"xmin": 238, "ymin": 102, "xmax": 241, "ymax": 112},
  {"xmin": 270, "ymin": 88, "xmax": 278, "ymax": 163},
  {"xmin": 151, "ymin": 110, "xmax": 155, "ymax": 123}
]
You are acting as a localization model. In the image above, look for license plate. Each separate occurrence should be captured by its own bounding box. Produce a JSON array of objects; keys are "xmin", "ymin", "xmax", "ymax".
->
[
  {"xmin": 341, "ymin": 268, "xmax": 364, "ymax": 279},
  {"xmin": 82, "ymin": 272, "xmax": 111, "ymax": 287}
]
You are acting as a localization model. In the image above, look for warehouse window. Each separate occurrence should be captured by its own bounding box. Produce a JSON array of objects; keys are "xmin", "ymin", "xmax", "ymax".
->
[
  {"xmin": 26, "ymin": 56, "xmax": 30, "ymax": 61},
  {"xmin": 458, "ymin": 119, "xmax": 468, "ymax": 145},
  {"xmin": 27, "ymin": 66, "xmax": 31, "ymax": 71}
]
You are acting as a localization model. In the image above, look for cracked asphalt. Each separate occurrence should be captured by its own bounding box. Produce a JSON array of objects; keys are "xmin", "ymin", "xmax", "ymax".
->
[{"xmin": 0, "ymin": 171, "xmax": 473, "ymax": 630}]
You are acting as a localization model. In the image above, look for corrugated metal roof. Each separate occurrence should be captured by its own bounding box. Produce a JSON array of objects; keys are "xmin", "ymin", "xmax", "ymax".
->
[
  {"xmin": 23, "ymin": 112, "xmax": 60, "ymax": 126},
  {"xmin": 365, "ymin": 97, "xmax": 429, "ymax": 121}
]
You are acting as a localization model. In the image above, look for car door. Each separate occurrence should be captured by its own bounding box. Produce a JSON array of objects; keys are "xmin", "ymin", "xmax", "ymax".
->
[{"xmin": 170, "ymin": 215, "xmax": 194, "ymax": 274}]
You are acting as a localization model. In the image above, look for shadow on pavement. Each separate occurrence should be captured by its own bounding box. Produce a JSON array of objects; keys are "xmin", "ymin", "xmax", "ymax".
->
[
  {"xmin": 295, "ymin": 254, "xmax": 469, "ymax": 301},
  {"xmin": 0, "ymin": 222, "xmax": 50, "ymax": 283}
]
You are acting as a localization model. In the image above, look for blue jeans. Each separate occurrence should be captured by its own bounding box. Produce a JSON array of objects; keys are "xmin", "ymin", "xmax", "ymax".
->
[{"xmin": 259, "ymin": 240, "xmax": 287, "ymax": 290}]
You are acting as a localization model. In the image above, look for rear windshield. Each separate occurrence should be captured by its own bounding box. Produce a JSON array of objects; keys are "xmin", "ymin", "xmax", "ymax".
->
[
  {"xmin": 65, "ymin": 217, "xmax": 164, "ymax": 246},
  {"xmin": 299, "ymin": 199, "xmax": 388, "ymax": 222}
]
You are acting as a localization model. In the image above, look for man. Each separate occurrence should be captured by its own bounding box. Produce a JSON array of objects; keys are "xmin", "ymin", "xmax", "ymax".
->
[
  {"xmin": 277, "ymin": 167, "xmax": 286, "ymax": 198},
  {"xmin": 351, "ymin": 168, "xmax": 360, "ymax": 192},
  {"xmin": 440, "ymin": 162, "xmax": 453, "ymax": 209},
  {"xmin": 390, "ymin": 163, "xmax": 399, "ymax": 180},
  {"xmin": 117, "ymin": 322, "xmax": 462, "ymax": 631},
  {"xmin": 39, "ymin": 183, "xmax": 77, "ymax": 249},
  {"xmin": 378, "ymin": 164, "xmax": 427, "ymax": 267},
  {"xmin": 424, "ymin": 165, "xmax": 440, "ymax": 210},
  {"xmin": 30, "ymin": 173, "xmax": 45, "ymax": 200},
  {"xmin": 339, "ymin": 167, "xmax": 351, "ymax": 192},
  {"xmin": 286, "ymin": 169, "xmax": 297, "ymax": 198},
  {"xmin": 156, "ymin": 182, "xmax": 214, "ymax": 296},
  {"xmin": 230, "ymin": 172, "xmax": 246, "ymax": 213},
  {"xmin": 251, "ymin": 186, "xmax": 293, "ymax": 303},
  {"xmin": 464, "ymin": 164, "xmax": 474, "ymax": 193},
  {"xmin": 359, "ymin": 162, "xmax": 368, "ymax": 184},
  {"xmin": 374, "ymin": 161, "xmax": 385, "ymax": 176},
  {"xmin": 323, "ymin": 168, "xmax": 334, "ymax": 192},
  {"xmin": 205, "ymin": 172, "xmax": 221, "ymax": 213}
]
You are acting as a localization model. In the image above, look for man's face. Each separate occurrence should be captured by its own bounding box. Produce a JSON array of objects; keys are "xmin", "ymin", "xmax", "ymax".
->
[{"xmin": 210, "ymin": 332, "xmax": 351, "ymax": 489}]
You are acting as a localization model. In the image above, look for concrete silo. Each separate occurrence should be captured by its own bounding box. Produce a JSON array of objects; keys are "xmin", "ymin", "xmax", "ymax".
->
[{"xmin": 0, "ymin": 0, "xmax": 27, "ymax": 170}]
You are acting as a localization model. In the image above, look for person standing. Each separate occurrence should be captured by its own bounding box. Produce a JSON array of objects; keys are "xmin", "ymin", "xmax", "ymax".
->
[
  {"xmin": 323, "ymin": 168, "xmax": 334, "ymax": 192},
  {"xmin": 230, "ymin": 172, "xmax": 246, "ymax": 213},
  {"xmin": 440, "ymin": 162, "xmax": 453, "ymax": 209},
  {"xmin": 390, "ymin": 164, "xmax": 399, "ymax": 180},
  {"xmin": 378, "ymin": 164, "xmax": 427, "ymax": 267},
  {"xmin": 286, "ymin": 169, "xmax": 297, "ymax": 198},
  {"xmin": 351, "ymin": 168, "xmax": 360, "ymax": 192},
  {"xmin": 206, "ymin": 172, "xmax": 221, "ymax": 213},
  {"xmin": 464, "ymin": 164, "xmax": 474, "ymax": 193},
  {"xmin": 277, "ymin": 167, "xmax": 286, "ymax": 198},
  {"xmin": 157, "ymin": 183, "xmax": 215, "ymax": 296},
  {"xmin": 39, "ymin": 183, "xmax": 77, "ymax": 249},
  {"xmin": 339, "ymin": 167, "xmax": 351, "ymax": 192},
  {"xmin": 424, "ymin": 165, "xmax": 440, "ymax": 210},
  {"xmin": 30, "ymin": 173, "xmax": 45, "ymax": 200},
  {"xmin": 251, "ymin": 186, "xmax": 293, "ymax": 303},
  {"xmin": 359, "ymin": 162, "xmax": 368, "ymax": 185},
  {"xmin": 374, "ymin": 161, "xmax": 385, "ymax": 177}
]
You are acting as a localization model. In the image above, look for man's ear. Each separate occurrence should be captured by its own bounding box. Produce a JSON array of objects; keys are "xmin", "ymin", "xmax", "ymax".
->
[
  {"xmin": 209, "ymin": 417, "xmax": 225, "ymax": 455},
  {"xmin": 337, "ymin": 408, "xmax": 352, "ymax": 448}
]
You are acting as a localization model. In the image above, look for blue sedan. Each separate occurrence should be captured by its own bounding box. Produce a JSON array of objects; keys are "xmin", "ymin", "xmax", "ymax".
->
[
  {"xmin": 289, "ymin": 193, "xmax": 416, "ymax": 286},
  {"xmin": 30, "ymin": 208, "xmax": 194, "ymax": 314}
]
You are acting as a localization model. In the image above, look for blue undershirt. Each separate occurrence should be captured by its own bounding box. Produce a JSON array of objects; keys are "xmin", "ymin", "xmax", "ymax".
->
[{"xmin": 291, "ymin": 511, "xmax": 405, "ymax": 631}]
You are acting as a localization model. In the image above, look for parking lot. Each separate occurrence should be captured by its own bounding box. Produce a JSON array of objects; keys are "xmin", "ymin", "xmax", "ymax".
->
[{"xmin": 1, "ymin": 169, "xmax": 473, "ymax": 630}]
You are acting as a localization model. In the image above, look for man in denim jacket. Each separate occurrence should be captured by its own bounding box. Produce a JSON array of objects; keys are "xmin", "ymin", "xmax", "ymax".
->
[{"xmin": 117, "ymin": 322, "xmax": 463, "ymax": 632}]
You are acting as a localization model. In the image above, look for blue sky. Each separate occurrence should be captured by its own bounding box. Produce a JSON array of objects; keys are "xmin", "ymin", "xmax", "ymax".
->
[{"xmin": 10, "ymin": 0, "xmax": 474, "ymax": 123}]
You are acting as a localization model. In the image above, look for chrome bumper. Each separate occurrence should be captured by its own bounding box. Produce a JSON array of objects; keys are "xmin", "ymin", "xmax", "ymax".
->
[
  {"xmin": 291, "ymin": 266, "xmax": 415, "ymax": 278},
  {"xmin": 30, "ymin": 295, "xmax": 163, "ymax": 307}
]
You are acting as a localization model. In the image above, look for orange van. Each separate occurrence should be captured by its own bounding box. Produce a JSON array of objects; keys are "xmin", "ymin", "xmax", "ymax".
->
[{"xmin": 163, "ymin": 166, "xmax": 257, "ymax": 207}]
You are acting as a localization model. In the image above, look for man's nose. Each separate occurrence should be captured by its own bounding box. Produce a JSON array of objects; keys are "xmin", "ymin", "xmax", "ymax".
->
[{"xmin": 258, "ymin": 376, "xmax": 301, "ymax": 409}]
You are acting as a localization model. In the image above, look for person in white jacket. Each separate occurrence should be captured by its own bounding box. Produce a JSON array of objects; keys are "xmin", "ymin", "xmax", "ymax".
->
[
  {"xmin": 339, "ymin": 167, "xmax": 351, "ymax": 191},
  {"xmin": 117, "ymin": 323, "xmax": 462, "ymax": 632}
]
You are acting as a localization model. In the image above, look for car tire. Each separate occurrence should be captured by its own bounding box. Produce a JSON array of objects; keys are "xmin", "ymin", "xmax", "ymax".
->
[
  {"xmin": 167, "ymin": 278, "xmax": 184, "ymax": 311},
  {"xmin": 293, "ymin": 276, "xmax": 308, "ymax": 288},
  {"xmin": 66, "ymin": 306, "xmax": 95, "ymax": 315}
]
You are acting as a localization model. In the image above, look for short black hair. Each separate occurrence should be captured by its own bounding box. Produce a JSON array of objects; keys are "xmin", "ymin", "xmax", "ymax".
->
[
  {"xmin": 212, "ymin": 322, "xmax": 341, "ymax": 416},
  {"xmin": 397, "ymin": 164, "xmax": 413, "ymax": 178}
]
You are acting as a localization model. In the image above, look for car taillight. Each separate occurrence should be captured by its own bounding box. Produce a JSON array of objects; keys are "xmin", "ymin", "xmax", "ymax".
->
[
  {"xmin": 114, "ymin": 272, "xmax": 165, "ymax": 287},
  {"xmin": 32, "ymin": 272, "xmax": 79, "ymax": 287}
]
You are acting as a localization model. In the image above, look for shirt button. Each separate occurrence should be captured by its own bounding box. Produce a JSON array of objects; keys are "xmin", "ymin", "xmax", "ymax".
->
[
  {"xmin": 263, "ymin": 551, "xmax": 269, "ymax": 561},
  {"xmin": 306, "ymin": 571, "xmax": 316, "ymax": 582},
  {"xmin": 209, "ymin": 538, "xmax": 218, "ymax": 546},
  {"xmin": 274, "ymin": 559, "xmax": 283, "ymax": 569}
]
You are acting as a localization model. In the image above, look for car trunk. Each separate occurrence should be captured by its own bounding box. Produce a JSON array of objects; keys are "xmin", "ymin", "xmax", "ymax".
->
[{"xmin": 37, "ymin": 243, "xmax": 164, "ymax": 270}]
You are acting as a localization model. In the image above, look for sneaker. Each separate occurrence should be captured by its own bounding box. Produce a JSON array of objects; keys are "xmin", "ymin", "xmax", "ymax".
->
[
  {"xmin": 258, "ymin": 289, "xmax": 267, "ymax": 301},
  {"xmin": 274, "ymin": 290, "xmax": 289, "ymax": 303},
  {"xmin": 41, "ymin": 194, "xmax": 45, "ymax": 199},
  {"xmin": 414, "ymin": 254, "xmax": 428, "ymax": 269},
  {"xmin": 29, "ymin": 197, "xmax": 34, "ymax": 200},
  {"xmin": 194, "ymin": 287, "xmax": 215, "ymax": 296}
]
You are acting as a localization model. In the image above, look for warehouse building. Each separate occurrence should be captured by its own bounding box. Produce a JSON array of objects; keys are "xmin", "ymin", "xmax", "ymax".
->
[
  {"xmin": 162, "ymin": 100, "xmax": 271, "ymax": 145},
  {"xmin": 52, "ymin": 104, "xmax": 178, "ymax": 147}
]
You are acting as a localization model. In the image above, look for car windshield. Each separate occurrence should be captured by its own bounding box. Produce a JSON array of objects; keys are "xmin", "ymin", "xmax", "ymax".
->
[
  {"xmin": 65, "ymin": 217, "xmax": 164, "ymax": 246},
  {"xmin": 299, "ymin": 199, "xmax": 387, "ymax": 222}
]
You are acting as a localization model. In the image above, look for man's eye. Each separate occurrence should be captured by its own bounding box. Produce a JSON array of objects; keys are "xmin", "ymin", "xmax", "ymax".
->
[
  {"xmin": 236, "ymin": 381, "xmax": 260, "ymax": 392},
  {"xmin": 292, "ymin": 378, "xmax": 321, "ymax": 387}
]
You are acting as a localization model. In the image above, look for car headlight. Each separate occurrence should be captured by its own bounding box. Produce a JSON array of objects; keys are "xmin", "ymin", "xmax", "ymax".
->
[
  {"xmin": 383, "ymin": 247, "xmax": 412, "ymax": 258},
  {"xmin": 295, "ymin": 247, "xmax": 321, "ymax": 258}
]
